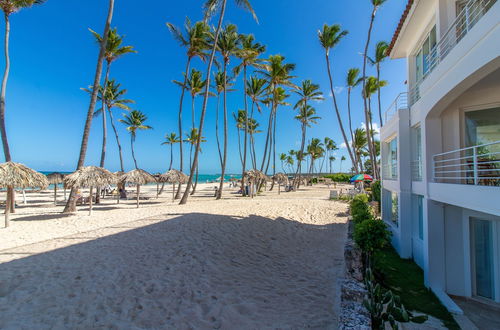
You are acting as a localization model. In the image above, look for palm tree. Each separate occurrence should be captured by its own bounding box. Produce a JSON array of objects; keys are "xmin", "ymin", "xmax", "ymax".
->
[
  {"xmin": 362, "ymin": 0, "xmax": 388, "ymax": 180},
  {"xmin": 233, "ymin": 109, "xmax": 246, "ymax": 166},
  {"xmin": 119, "ymin": 110, "xmax": 152, "ymax": 169},
  {"xmin": 294, "ymin": 104, "xmax": 320, "ymax": 187},
  {"xmin": 346, "ymin": 68, "xmax": 363, "ymax": 141},
  {"xmin": 246, "ymin": 76, "xmax": 267, "ymax": 168},
  {"xmin": 83, "ymin": 79, "xmax": 134, "ymax": 172},
  {"xmin": 248, "ymin": 116, "xmax": 262, "ymax": 169},
  {"xmin": 363, "ymin": 76, "xmax": 387, "ymax": 156},
  {"xmin": 329, "ymin": 156, "xmax": 335, "ymax": 174},
  {"xmin": 167, "ymin": 18, "xmax": 211, "ymax": 199},
  {"xmin": 64, "ymin": 0, "xmax": 114, "ymax": 213},
  {"xmin": 353, "ymin": 128, "xmax": 369, "ymax": 172},
  {"xmin": 368, "ymin": 41, "xmax": 389, "ymax": 125},
  {"xmin": 235, "ymin": 33, "xmax": 265, "ymax": 196},
  {"xmin": 174, "ymin": 68, "xmax": 208, "ymax": 170},
  {"xmin": 286, "ymin": 154, "xmax": 295, "ymax": 174},
  {"xmin": 215, "ymin": 23, "xmax": 241, "ymax": 199},
  {"xmin": 307, "ymin": 138, "xmax": 324, "ymax": 175},
  {"xmin": 259, "ymin": 55, "xmax": 295, "ymax": 176},
  {"xmin": 180, "ymin": 0, "xmax": 257, "ymax": 204},
  {"xmin": 293, "ymin": 80, "xmax": 323, "ymax": 186},
  {"xmin": 89, "ymin": 27, "xmax": 136, "ymax": 168},
  {"xmin": 184, "ymin": 128, "xmax": 206, "ymax": 195},
  {"xmin": 161, "ymin": 133, "xmax": 180, "ymax": 170},
  {"xmin": 340, "ymin": 155, "xmax": 346, "ymax": 173},
  {"xmin": 279, "ymin": 153, "xmax": 287, "ymax": 174},
  {"xmin": 318, "ymin": 24, "xmax": 358, "ymax": 175},
  {"xmin": 213, "ymin": 71, "xmax": 233, "ymax": 167},
  {"xmin": 321, "ymin": 137, "xmax": 337, "ymax": 173}
]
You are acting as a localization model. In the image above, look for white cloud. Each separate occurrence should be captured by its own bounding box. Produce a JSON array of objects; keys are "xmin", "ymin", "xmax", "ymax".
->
[
  {"xmin": 361, "ymin": 122, "xmax": 380, "ymax": 136},
  {"xmin": 328, "ymin": 86, "xmax": 344, "ymax": 97},
  {"xmin": 340, "ymin": 140, "xmax": 353, "ymax": 149}
]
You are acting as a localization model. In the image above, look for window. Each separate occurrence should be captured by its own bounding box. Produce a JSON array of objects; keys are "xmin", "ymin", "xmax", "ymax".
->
[
  {"xmin": 382, "ymin": 189, "xmax": 399, "ymax": 226},
  {"xmin": 412, "ymin": 125, "xmax": 423, "ymax": 181},
  {"xmin": 465, "ymin": 107, "xmax": 500, "ymax": 150},
  {"xmin": 389, "ymin": 138, "xmax": 398, "ymax": 179},
  {"xmin": 415, "ymin": 26, "xmax": 437, "ymax": 82},
  {"xmin": 470, "ymin": 218, "xmax": 495, "ymax": 300}
]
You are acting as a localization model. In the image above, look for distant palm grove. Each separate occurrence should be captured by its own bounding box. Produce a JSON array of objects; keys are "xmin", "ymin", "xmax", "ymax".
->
[{"xmin": 0, "ymin": 0, "xmax": 389, "ymax": 208}]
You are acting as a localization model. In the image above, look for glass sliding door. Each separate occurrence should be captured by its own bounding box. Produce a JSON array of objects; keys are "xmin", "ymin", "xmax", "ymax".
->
[{"xmin": 470, "ymin": 218, "xmax": 495, "ymax": 299}]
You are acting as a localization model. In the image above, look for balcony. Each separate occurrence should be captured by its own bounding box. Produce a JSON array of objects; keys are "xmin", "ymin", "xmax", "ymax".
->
[
  {"xmin": 383, "ymin": 92, "xmax": 408, "ymax": 125},
  {"xmin": 433, "ymin": 140, "xmax": 500, "ymax": 187},
  {"xmin": 409, "ymin": 0, "xmax": 497, "ymax": 106}
]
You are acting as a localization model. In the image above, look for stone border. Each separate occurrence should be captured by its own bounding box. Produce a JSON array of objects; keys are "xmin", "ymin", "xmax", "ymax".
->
[{"xmin": 338, "ymin": 219, "xmax": 371, "ymax": 329}]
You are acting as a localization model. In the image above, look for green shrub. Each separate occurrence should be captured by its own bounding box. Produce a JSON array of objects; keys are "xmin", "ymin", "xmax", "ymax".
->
[
  {"xmin": 350, "ymin": 194, "xmax": 373, "ymax": 223},
  {"xmin": 354, "ymin": 219, "xmax": 391, "ymax": 255},
  {"xmin": 371, "ymin": 181, "xmax": 381, "ymax": 202},
  {"xmin": 322, "ymin": 173, "xmax": 351, "ymax": 183}
]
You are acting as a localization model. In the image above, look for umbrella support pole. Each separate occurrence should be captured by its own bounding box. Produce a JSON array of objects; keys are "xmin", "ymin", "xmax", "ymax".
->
[
  {"xmin": 136, "ymin": 184, "xmax": 140, "ymax": 208},
  {"xmin": 89, "ymin": 186, "xmax": 93, "ymax": 216},
  {"xmin": 54, "ymin": 185, "xmax": 57, "ymax": 206},
  {"xmin": 4, "ymin": 188, "xmax": 10, "ymax": 228},
  {"xmin": 172, "ymin": 183, "xmax": 175, "ymax": 202},
  {"xmin": 22, "ymin": 190, "xmax": 27, "ymax": 205}
]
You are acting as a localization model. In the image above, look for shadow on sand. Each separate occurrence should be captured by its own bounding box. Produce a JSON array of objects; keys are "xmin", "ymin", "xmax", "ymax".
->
[{"xmin": 0, "ymin": 212, "xmax": 347, "ymax": 329}]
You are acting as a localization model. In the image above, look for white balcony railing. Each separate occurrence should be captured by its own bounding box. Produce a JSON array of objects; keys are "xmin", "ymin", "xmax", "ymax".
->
[
  {"xmin": 382, "ymin": 164, "xmax": 398, "ymax": 181},
  {"xmin": 383, "ymin": 92, "xmax": 408, "ymax": 125},
  {"xmin": 411, "ymin": 160, "xmax": 423, "ymax": 181},
  {"xmin": 409, "ymin": 0, "xmax": 497, "ymax": 106},
  {"xmin": 433, "ymin": 140, "xmax": 500, "ymax": 186}
]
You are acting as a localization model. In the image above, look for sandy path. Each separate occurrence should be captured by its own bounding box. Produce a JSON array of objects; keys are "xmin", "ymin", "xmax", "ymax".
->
[{"xmin": 0, "ymin": 185, "xmax": 348, "ymax": 329}]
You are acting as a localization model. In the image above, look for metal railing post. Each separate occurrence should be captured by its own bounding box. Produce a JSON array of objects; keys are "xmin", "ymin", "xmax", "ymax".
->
[{"xmin": 473, "ymin": 146, "xmax": 478, "ymax": 185}]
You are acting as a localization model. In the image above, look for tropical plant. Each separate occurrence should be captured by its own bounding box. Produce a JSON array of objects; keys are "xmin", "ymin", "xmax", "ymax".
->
[
  {"xmin": 235, "ymin": 33, "xmax": 265, "ymax": 195},
  {"xmin": 353, "ymin": 127, "xmax": 369, "ymax": 171},
  {"xmin": 233, "ymin": 109, "xmax": 246, "ymax": 165},
  {"xmin": 306, "ymin": 138, "xmax": 324, "ymax": 175},
  {"xmin": 64, "ymin": 0, "xmax": 114, "ymax": 213},
  {"xmin": 362, "ymin": 0, "xmax": 388, "ymax": 180},
  {"xmin": 89, "ymin": 27, "xmax": 136, "ymax": 169},
  {"xmin": 215, "ymin": 23, "xmax": 241, "ymax": 199},
  {"xmin": 293, "ymin": 80, "xmax": 323, "ymax": 187},
  {"xmin": 322, "ymin": 137, "xmax": 337, "ymax": 174},
  {"xmin": 363, "ymin": 76, "xmax": 387, "ymax": 157},
  {"xmin": 329, "ymin": 156, "xmax": 335, "ymax": 173},
  {"xmin": 180, "ymin": 0, "xmax": 257, "ymax": 204},
  {"xmin": 340, "ymin": 155, "xmax": 346, "ymax": 173},
  {"xmin": 162, "ymin": 133, "xmax": 180, "ymax": 170},
  {"xmin": 119, "ymin": 110, "xmax": 152, "ymax": 169},
  {"xmin": 350, "ymin": 193, "xmax": 373, "ymax": 224},
  {"xmin": 294, "ymin": 104, "xmax": 320, "ymax": 185},
  {"xmin": 167, "ymin": 17, "xmax": 211, "ymax": 198},
  {"xmin": 318, "ymin": 24, "xmax": 358, "ymax": 175},
  {"xmin": 368, "ymin": 41, "xmax": 389, "ymax": 125}
]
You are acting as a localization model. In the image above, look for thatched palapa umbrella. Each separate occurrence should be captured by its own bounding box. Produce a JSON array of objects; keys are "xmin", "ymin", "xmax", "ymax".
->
[
  {"xmin": 272, "ymin": 172, "xmax": 288, "ymax": 195},
  {"xmin": 47, "ymin": 172, "xmax": 66, "ymax": 205},
  {"xmin": 244, "ymin": 169, "xmax": 269, "ymax": 198},
  {"xmin": 64, "ymin": 166, "xmax": 117, "ymax": 215},
  {"xmin": 120, "ymin": 169, "xmax": 155, "ymax": 208},
  {"xmin": 161, "ymin": 169, "xmax": 188, "ymax": 201},
  {"xmin": 0, "ymin": 162, "xmax": 48, "ymax": 227}
]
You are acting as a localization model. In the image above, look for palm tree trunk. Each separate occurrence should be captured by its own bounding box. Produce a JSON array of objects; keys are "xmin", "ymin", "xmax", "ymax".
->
[
  {"xmin": 260, "ymin": 107, "xmax": 273, "ymax": 172},
  {"xmin": 64, "ymin": 0, "xmax": 114, "ymax": 213},
  {"xmin": 215, "ymin": 93, "xmax": 223, "ymax": 167},
  {"xmin": 180, "ymin": 0, "xmax": 227, "ymax": 204},
  {"xmin": 241, "ymin": 65, "xmax": 249, "ymax": 196},
  {"xmin": 217, "ymin": 61, "xmax": 229, "ymax": 200},
  {"xmin": 236, "ymin": 127, "xmax": 243, "ymax": 166},
  {"xmin": 377, "ymin": 64, "xmax": 383, "ymax": 126},
  {"xmin": 108, "ymin": 110, "xmax": 124, "ymax": 172},
  {"xmin": 175, "ymin": 57, "xmax": 191, "ymax": 199},
  {"xmin": 0, "ymin": 13, "xmax": 12, "ymax": 162},
  {"xmin": 362, "ymin": 7, "xmax": 379, "ymax": 180},
  {"xmin": 169, "ymin": 144, "xmax": 173, "ymax": 170},
  {"xmin": 97, "ymin": 63, "xmax": 111, "ymax": 204},
  {"xmin": 190, "ymin": 164, "xmax": 199, "ymax": 195},
  {"xmin": 136, "ymin": 184, "xmax": 140, "ymax": 208},
  {"xmin": 325, "ymin": 52, "xmax": 358, "ymax": 175},
  {"xmin": 295, "ymin": 122, "xmax": 307, "ymax": 189},
  {"xmin": 130, "ymin": 135, "xmax": 138, "ymax": 169}
]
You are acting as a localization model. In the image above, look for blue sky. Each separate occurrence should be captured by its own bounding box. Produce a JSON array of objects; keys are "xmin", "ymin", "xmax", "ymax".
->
[{"xmin": 2, "ymin": 0, "xmax": 407, "ymax": 174}]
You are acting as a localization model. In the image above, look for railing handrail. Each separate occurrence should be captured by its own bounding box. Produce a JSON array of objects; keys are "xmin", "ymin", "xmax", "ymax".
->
[
  {"xmin": 433, "ymin": 140, "xmax": 500, "ymax": 159},
  {"xmin": 383, "ymin": 92, "xmax": 408, "ymax": 124},
  {"xmin": 409, "ymin": 0, "xmax": 497, "ymax": 106}
]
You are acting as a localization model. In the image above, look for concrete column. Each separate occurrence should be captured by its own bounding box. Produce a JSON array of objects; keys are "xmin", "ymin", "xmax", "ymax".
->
[{"xmin": 424, "ymin": 199, "xmax": 446, "ymax": 289}]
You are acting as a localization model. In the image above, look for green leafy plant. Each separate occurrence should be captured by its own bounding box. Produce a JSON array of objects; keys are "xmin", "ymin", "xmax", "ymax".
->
[
  {"xmin": 371, "ymin": 180, "xmax": 381, "ymax": 212},
  {"xmin": 322, "ymin": 173, "xmax": 351, "ymax": 182},
  {"xmin": 354, "ymin": 218, "xmax": 391, "ymax": 256},
  {"xmin": 350, "ymin": 193, "xmax": 373, "ymax": 223},
  {"xmin": 364, "ymin": 268, "xmax": 428, "ymax": 329}
]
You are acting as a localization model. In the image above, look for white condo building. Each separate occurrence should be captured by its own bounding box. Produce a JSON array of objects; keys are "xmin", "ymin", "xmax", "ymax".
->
[{"xmin": 380, "ymin": 0, "xmax": 500, "ymax": 313}]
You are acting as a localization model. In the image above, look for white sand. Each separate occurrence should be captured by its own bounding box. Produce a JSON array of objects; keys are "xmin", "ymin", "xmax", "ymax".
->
[{"xmin": 0, "ymin": 183, "xmax": 349, "ymax": 329}]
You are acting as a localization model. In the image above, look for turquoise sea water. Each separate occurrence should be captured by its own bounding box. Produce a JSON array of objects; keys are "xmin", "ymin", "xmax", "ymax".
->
[{"xmin": 40, "ymin": 171, "xmax": 241, "ymax": 189}]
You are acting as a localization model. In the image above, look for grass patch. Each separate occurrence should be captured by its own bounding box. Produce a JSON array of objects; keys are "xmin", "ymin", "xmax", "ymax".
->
[{"xmin": 373, "ymin": 247, "xmax": 459, "ymax": 329}]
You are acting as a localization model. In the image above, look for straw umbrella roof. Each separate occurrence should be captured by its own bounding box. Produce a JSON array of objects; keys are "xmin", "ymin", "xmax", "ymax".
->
[
  {"xmin": 244, "ymin": 169, "xmax": 270, "ymax": 182},
  {"xmin": 64, "ymin": 166, "xmax": 117, "ymax": 188},
  {"xmin": 0, "ymin": 162, "xmax": 49, "ymax": 189},
  {"xmin": 160, "ymin": 169, "xmax": 188, "ymax": 184},
  {"xmin": 120, "ymin": 169, "xmax": 156, "ymax": 185},
  {"xmin": 273, "ymin": 172, "xmax": 288, "ymax": 185},
  {"xmin": 46, "ymin": 172, "xmax": 65, "ymax": 184}
]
